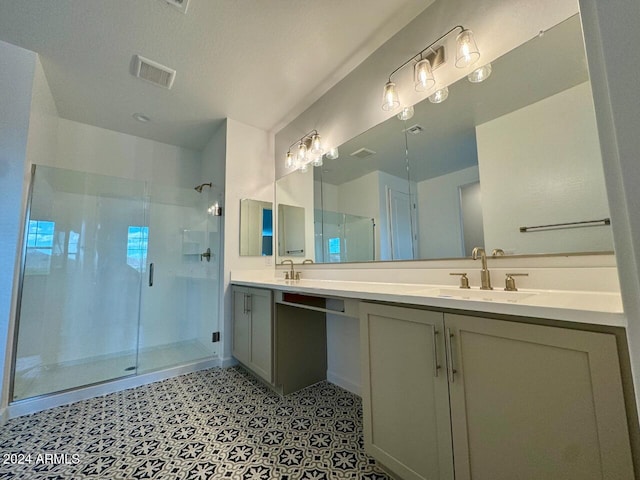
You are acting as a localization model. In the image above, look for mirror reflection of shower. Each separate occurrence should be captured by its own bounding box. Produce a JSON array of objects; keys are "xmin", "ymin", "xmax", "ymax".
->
[{"xmin": 194, "ymin": 182, "xmax": 212, "ymax": 193}]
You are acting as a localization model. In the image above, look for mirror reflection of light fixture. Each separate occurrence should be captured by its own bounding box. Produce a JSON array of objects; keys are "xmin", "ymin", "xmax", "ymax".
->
[
  {"xmin": 429, "ymin": 86, "xmax": 449, "ymax": 104},
  {"xmin": 468, "ymin": 63, "xmax": 492, "ymax": 83},
  {"xmin": 325, "ymin": 147, "xmax": 339, "ymax": 160},
  {"xmin": 381, "ymin": 25, "xmax": 482, "ymax": 111},
  {"xmin": 285, "ymin": 129, "xmax": 328, "ymax": 172},
  {"xmin": 397, "ymin": 105, "xmax": 415, "ymax": 121}
]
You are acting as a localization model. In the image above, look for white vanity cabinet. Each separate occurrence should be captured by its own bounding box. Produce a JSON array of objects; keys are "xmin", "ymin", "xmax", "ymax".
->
[
  {"xmin": 232, "ymin": 286, "xmax": 273, "ymax": 382},
  {"xmin": 360, "ymin": 303, "xmax": 634, "ymax": 480}
]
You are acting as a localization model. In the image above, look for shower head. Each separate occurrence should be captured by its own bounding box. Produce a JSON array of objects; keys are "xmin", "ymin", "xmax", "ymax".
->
[{"xmin": 194, "ymin": 182, "xmax": 212, "ymax": 193}]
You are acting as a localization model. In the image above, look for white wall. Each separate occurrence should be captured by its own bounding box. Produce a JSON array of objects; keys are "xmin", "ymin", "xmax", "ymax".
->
[
  {"xmin": 223, "ymin": 119, "xmax": 274, "ymax": 361},
  {"xmin": 417, "ymin": 166, "xmax": 480, "ymax": 258},
  {"xmin": 477, "ymin": 82, "xmax": 613, "ymax": 254},
  {"xmin": 0, "ymin": 40, "xmax": 37, "ymax": 411},
  {"xmin": 54, "ymin": 118, "xmax": 201, "ymax": 188},
  {"xmin": 274, "ymin": 0, "xmax": 579, "ymax": 179}
]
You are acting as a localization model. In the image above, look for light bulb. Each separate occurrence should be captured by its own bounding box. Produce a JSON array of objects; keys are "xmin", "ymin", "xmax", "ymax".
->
[
  {"xmin": 297, "ymin": 142, "xmax": 307, "ymax": 162},
  {"xmin": 468, "ymin": 63, "xmax": 492, "ymax": 83},
  {"xmin": 312, "ymin": 156, "xmax": 323, "ymax": 167},
  {"xmin": 397, "ymin": 106, "xmax": 415, "ymax": 121},
  {"xmin": 381, "ymin": 81, "xmax": 400, "ymax": 111},
  {"xmin": 285, "ymin": 151, "xmax": 295, "ymax": 169},
  {"xmin": 455, "ymin": 29, "xmax": 480, "ymax": 68},
  {"xmin": 414, "ymin": 58, "xmax": 435, "ymax": 92},
  {"xmin": 310, "ymin": 133, "xmax": 323, "ymax": 155},
  {"xmin": 429, "ymin": 86, "xmax": 449, "ymax": 104},
  {"xmin": 325, "ymin": 147, "xmax": 339, "ymax": 160}
]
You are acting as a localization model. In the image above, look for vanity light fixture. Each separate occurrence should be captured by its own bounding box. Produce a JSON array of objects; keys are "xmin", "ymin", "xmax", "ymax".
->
[
  {"xmin": 285, "ymin": 129, "xmax": 331, "ymax": 172},
  {"xmin": 381, "ymin": 26, "xmax": 481, "ymax": 111}
]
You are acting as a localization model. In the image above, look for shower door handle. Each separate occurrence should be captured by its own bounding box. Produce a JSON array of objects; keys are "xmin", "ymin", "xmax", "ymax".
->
[{"xmin": 149, "ymin": 263, "xmax": 154, "ymax": 287}]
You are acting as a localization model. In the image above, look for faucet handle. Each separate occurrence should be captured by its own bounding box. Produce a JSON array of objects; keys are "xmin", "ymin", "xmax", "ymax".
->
[
  {"xmin": 491, "ymin": 248, "xmax": 505, "ymax": 257},
  {"xmin": 504, "ymin": 273, "xmax": 528, "ymax": 291},
  {"xmin": 295, "ymin": 272, "xmax": 301, "ymax": 281},
  {"xmin": 450, "ymin": 272, "xmax": 470, "ymax": 289},
  {"xmin": 284, "ymin": 272, "xmax": 290, "ymax": 280}
]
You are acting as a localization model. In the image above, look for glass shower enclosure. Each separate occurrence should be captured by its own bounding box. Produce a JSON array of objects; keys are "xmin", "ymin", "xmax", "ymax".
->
[{"xmin": 11, "ymin": 165, "xmax": 221, "ymax": 402}]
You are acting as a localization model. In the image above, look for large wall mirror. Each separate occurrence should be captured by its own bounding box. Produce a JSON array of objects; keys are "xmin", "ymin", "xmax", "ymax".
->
[{"xmin": 275, "ymin": 14, "xmax": 614, "ymax": 264}]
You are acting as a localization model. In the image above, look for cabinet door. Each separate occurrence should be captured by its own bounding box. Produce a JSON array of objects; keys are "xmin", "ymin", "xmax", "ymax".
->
[
  {"xmin": 248, "ymin": 288, "xmax": 273, "ymax": 382},
  {"xmin": 360, "ymin": 303, "xmax": 453, "ymax": 480},
  {"xmin": 232, "ymin": 287, "xmax": 250, "ymax": 365},
  {"xmin": 445, "ymin": 314, "xmax": 634, "ymax": 480}
]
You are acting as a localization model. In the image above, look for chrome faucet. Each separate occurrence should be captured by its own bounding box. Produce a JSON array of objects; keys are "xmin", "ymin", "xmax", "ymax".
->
[
  {"xmin": 281, "ymin": 259, "xmax": 295, "ymax": 280},
  {"xmin": 472, "ymin": 247, "xmax": 493, "ymax": 290}
]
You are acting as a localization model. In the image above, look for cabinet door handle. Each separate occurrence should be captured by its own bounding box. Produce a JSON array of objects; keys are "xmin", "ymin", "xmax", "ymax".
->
[
  {"xmin": 243, "ymin": 293, "xmax": 252, "ymax": 314},
  {"xmin": 148, "ymin": 263, "xmax": 154, "ymax": 287},
  {"xmin": 446, "ymin": 328, "xmax": 457, "ymax": 383},
  {"xmin": 431, "ymin": 326, "xmax": 441, "ymax": 377}
]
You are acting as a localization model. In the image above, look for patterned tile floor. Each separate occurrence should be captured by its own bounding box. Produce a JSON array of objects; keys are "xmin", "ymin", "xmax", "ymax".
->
[{"xmin": 0, "ymin": 367, "xmax": 391, "ymax": 479}]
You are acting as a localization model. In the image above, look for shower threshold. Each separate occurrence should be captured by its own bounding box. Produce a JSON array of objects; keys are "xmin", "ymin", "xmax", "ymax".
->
[{"xmin": 10, "ymin": 342, "xmax": 220, "ymax": 418}]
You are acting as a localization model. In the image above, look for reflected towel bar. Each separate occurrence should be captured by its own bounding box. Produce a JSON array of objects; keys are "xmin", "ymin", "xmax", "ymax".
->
[{"xmin": 519, "ymin": 218, "xmax": 611, "ymax": 232}]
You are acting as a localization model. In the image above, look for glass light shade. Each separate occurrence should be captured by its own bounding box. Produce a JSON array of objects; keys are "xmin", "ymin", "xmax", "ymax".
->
[
  {"xmin": 468, "ymin": 63, "xmax": 492, "ymax": 83},
  {"xmin": 285, "ymin": 151, "xmax": 295, "ymax": 169},
  {"xmin": 325, "ymin": 147, "xmax": 339, "ymax": 160},
  {"xmin": 429, "ymin": 86, "xmax": 449, "ymax": 104},
  {"xmin": 414, "ymin": 59, "xmax": 435, "ymax": 92},
  {"xmin": 297, "ymin": 142, "xmax": 307, "ymax": 162},
  {"xmin": 312, "ymin": 156, "xmax": 323, "ymax": 167},
  {"xmin": 455, "ymin": 29, "xmax": 480, "ymax": 68},
  {"xmin": 381, "ymin": 81, "xmax": 400, "ymax": 111},
  {"xmin": 397, "ymin": 105, "xmax": 415, "ymax": 121},
  {"xmin": 310, "ymin": 134, "xmax": 324, "ymax": 155},
  {"xmin": 299, "ymin": 163, "xmax": 309, "ymax": 173}
]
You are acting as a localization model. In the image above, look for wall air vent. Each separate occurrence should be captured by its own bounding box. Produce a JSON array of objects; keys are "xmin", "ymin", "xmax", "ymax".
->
[
  {"xmin": 404, "ymin": 124, "xmax": 424, "ymax": 135},
  {"xmin": 350, "ymin": 147, "xmax": 377, "ymax": 159},
  {"xmin": 133, "ymin": 55, "xmax": 176, "ymax": 89},
  {"xmin": 161, "ymin": 0, "xmax": 190, "ymax": 13}
]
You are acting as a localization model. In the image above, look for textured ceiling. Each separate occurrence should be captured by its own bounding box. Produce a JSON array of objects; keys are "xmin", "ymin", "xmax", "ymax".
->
[{"xmin": 0, "ymin": 0, "xmax": 433, "ymax": 150}]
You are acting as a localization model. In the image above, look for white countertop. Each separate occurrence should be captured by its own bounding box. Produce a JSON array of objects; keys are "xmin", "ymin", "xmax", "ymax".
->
[{"xmin": 230, "ymin": 273, "xmax": 626, "ymax": 328}]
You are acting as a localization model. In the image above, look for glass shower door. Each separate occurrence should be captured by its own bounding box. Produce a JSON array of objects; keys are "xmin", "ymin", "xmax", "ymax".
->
[
  {"xmin": 12, "ymin": 166, "xmax": 145, "ymax": 401},
  {"xmin": 136, "ymin": 183, "xmax": 221, "ymax": 373}
]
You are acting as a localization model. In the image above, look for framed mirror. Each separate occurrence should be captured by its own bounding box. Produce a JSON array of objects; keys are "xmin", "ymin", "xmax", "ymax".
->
[
  {"xmin": 239, "ymin": 199, "xmax": 273, "ymax": 256},
  {"xmin": 276, "ymin": 14, "xmax": 614, "ymax": 265}
]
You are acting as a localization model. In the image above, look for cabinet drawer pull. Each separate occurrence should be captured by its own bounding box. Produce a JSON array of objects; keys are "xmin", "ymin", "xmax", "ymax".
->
[
  {"xmin": 446, "ymin": 328, "xmax": 457, "ymax": 383},
  {"xmin": 431, "ymin": 326, "xmax": 441, "ymax": 377}
]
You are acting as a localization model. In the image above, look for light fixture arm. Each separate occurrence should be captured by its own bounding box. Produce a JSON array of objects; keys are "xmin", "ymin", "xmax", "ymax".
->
[
  {"xmin": 287, "ymin": 129, "xmax": 319, "ymax": 151},
  {"xmin": 387, "ymin": 25, "xmax": 464, "ymax": 82}
]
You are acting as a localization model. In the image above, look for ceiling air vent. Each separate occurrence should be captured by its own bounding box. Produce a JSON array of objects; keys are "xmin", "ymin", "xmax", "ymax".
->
[
  {"xmin": 350, "ymin": 148, "xmax": 377, "ymax": 159},
  {"xmin": 404, "ymin": 124, "xmax": 424, "ymax": 135},
  {"xmin": 162, "ymin": 0, "xmax": 190, "ymax": 13},
  {"xmin": 133, "ymin": 55, "xmax": 176, "ymax": 89}
]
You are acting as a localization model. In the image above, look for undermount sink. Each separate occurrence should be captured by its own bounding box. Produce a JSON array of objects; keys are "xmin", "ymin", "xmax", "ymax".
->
[{"xmin": 410, "ymin": 287, "xmax": 538, "ymax": 303}]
